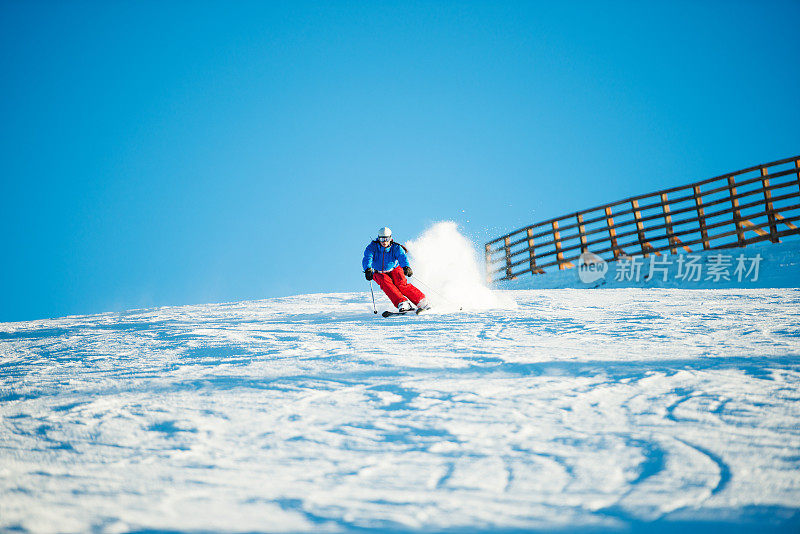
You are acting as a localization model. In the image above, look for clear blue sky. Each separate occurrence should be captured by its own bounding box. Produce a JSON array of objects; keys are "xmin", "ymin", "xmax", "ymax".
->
[{"xmin": 2, "ymin": 1, "xmax": 799, "ymax": 322}]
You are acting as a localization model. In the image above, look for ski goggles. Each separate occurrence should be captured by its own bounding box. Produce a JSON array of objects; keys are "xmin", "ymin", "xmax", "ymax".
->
[{"xmin": 378, "ymin": 236, "xmax": 391, "ymax": 242}]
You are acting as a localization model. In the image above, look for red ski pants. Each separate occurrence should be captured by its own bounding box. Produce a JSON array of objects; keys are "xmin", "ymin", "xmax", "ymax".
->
[{"xmin": 373, "ymin": 266, "xmax": 425, "ymax": 307}]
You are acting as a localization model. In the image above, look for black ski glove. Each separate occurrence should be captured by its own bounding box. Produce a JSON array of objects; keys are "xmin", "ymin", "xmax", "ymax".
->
[
  {"xmin": 365, "ymin": 268, "xmax": 374, "ymax": 281},
  {"xmin": 403, "ymin": 266, "xmax": 413, "ymax": 277}
]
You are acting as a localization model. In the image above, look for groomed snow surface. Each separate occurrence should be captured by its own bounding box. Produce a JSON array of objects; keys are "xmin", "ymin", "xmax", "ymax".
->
[{"xmin": 1, "ymin": 224, "xmax": 799, "ymax": 533}]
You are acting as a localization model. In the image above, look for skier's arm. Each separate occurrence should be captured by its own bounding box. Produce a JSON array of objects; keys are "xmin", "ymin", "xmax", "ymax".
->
[
  {"xmin": 396, "ymin": 245, "xmax": 410, "ymax": 268},
  {"xmin": 362, "ymin": 243, "xmax": 374, "ymax": 271}
]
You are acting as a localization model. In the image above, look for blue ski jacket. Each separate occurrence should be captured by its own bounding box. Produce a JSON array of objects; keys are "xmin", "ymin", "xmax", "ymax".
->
[{"xmin": 362, "ymin": 240, "xmax": 410, "ymax": 272}]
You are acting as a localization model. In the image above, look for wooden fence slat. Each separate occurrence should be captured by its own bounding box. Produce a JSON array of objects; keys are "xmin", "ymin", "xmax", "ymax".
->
[
  {"xmin": 742, "ymin": 219, "xmax": 769, "ymax": 237},
  {"xmin": 631, "ymin": 199, "xmax": 649, "ymax": 257},
  {"xmin": 605, "ymin": 207, "xmax": 621, "ymax": 258},
  {"xmin": 776, "ymin": 213, "xmax": 798, "ymax": 230},
  {"xmin": 728, "ymin": 175, "xmax": 745, "ymax": 247},
  {"xmin": 485, "ymin": 243, "xmax": 492, "ymax": 284},
  {"xmin": 761, "ymin": 167, "xmax": 779, "ymax": 243},
  {"xmin": 504, "ymin": 236, "xmax": 512, "ymax": 279},
  {"xmin": 552, "ymin": 221, "xmax": 566, "ymax": 269},
  {"xmin": 693, "ymin": 185, "xmax": 710, "ymax": 250},
  {"xmin": 660, "ymin": 193, "xmax": 677, "ymax": 254},
  {"xmin": 577, "ymin": 214, "xmax": 588, "ymax": 253},
  {"xmin": 526, "ymin": 227, "xmax": 541, "ymax": 274}
]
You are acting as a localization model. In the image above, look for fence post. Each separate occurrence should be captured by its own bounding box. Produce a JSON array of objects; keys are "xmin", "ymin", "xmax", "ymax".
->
[
  {"xmin": 552, "ymin": 221, "xmax": 566, "ymax": 269},
  {"xmin": 526, "ymin": 228, "xmax": 539, "ymax": 274},
  {"xmin": 631, "ymin": 199, "xmax": 648, "ymax": 257},
  {"xmin": 485, "ymin": 243, "xmax": 492, "ymax": 283},
  {"xmin": 727, "ymin": 175, "xmax": 745, "ymax": 246},
  {"xmin": 660, "ymin": 193, "xmax": 677, "ymax": 254},
  {"xmin": 693, "ymin": 185, "xmax": 710, "ymax": 250},
  {"xmin": 576, "ymin": 214, "xmax": 588, "ymax": 254},
  {"xmin": 796, "ymin": 158, "xmax": 800, "ymax": 193},
  {"xmin": 761, "ymin": 167, "xmax": 779, "ymax": 243},
  {"xmin": 605, "ymin": 207, "xmax": 620, "ymax": 259},
  {"xmin": 503, "ymin": 236, "xmax": 512, "ymax": 279}
]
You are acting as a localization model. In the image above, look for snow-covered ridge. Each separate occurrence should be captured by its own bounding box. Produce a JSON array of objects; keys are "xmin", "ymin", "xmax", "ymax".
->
[{"xmin": 1, "ymin": 288, "xmax": 799, "ymax": 532}]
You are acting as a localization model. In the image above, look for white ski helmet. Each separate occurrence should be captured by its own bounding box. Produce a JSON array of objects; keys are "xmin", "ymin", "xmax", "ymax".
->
[{"xmin": 378, "ymin": 227, "xmax": 392, "ymax": 240}]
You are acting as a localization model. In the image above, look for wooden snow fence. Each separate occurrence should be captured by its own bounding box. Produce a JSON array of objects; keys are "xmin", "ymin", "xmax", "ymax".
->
[{"xmin": 485, "ymin": 155, "xmax": 800, "ymax": 282}]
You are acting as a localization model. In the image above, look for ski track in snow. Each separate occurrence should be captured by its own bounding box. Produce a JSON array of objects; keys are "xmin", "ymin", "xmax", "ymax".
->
[{"xmin": 1, "ymin": 289, "xmax": 799, "ymax": 533}]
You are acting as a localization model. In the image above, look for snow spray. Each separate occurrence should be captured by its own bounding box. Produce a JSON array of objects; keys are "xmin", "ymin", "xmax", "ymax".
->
[{"xmin": 405, "ymin": 222, "xmax": 517, "ymax": 311}]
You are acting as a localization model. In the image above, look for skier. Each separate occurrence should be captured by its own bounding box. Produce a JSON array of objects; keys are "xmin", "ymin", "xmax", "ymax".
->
[{"xmin": 363, "ymin": 227, "xmax": 430, "ymax": 313}]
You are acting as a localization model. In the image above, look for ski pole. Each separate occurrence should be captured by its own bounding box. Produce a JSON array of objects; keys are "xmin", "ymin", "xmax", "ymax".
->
[
  {"xmin": 368, "ymin": 280, "xmax": 377, "ymax": 314},
  {"xmin": 412, "ymin": 276, "xmax": 463, "ymax": 311}
]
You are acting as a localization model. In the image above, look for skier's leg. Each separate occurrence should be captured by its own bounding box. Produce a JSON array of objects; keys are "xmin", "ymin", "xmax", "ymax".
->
[
  {"xmin": 373, "ymin": 271, "xmax": 406, "ymax": 307},
  {"xmin": 388, "ymin": 267, "xmax": 425, "ymax": 305}
]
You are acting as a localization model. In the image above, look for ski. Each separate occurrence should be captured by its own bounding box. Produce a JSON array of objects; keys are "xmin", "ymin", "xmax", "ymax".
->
[
  {"xmin": 381, "ymin": 306, "xmax": 431, "ymax": 318},
  {"xmin": 381, "ymin": 310, "xmax": 412, "ymax": 318}
]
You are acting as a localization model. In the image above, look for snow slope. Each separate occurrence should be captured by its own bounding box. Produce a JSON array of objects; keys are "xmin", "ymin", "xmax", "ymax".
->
[
  {"xmin": 1, "ymin": 223, "xmax": 799, "ymax": 533},
  {"xmin": 1, "ymin": 289, "xmax": 799, "ymax": 533}
]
